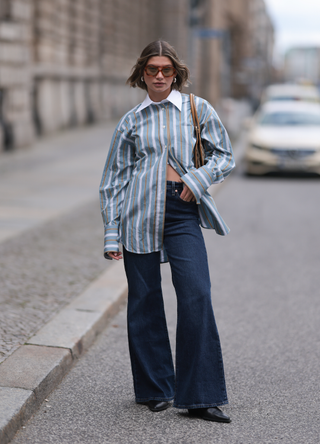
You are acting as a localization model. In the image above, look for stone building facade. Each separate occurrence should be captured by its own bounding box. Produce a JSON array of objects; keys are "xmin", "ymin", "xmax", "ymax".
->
[
  {"xmin": 190, "ymin": 0, "xmax": 274, "ymax": 107},
  {"xmin": 0, "ymin": 0, "xmax": 273, "ymax": 151},
  {"xmin": 0, "ymin": 0, "xmax": 33, "ymax": 150},
  {"xmin": 246, "ymin": 0, "xmax": 274, "ymax": 107}
]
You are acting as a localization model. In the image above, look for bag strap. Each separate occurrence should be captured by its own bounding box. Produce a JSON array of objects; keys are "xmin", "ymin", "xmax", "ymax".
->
[{"xmin": 190, "ymin": 93, "xmax": 204, "ymax": 169}]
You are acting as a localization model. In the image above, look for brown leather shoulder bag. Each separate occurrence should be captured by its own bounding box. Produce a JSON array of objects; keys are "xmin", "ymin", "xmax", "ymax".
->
[{"xmin": 190, "ymin": 93, "xmax": 205, "ymax": 169}]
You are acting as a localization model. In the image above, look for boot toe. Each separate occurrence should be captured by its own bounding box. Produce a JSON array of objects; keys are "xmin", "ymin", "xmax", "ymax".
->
[
  {"xmin": 147, "ymin": 400, "xmax": 170, "ymax": 412},
  {"xmin": 188, "ymin": 407, "xmax": 231, "ymax": 423}
]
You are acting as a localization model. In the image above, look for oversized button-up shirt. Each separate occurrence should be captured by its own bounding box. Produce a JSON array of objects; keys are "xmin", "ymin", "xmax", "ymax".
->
[{"xmin": 99, "ymin": 90, "xmax": 235, "ymax": 262}]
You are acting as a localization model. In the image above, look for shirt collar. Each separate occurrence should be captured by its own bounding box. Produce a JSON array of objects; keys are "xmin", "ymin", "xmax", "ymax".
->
[{"xmin": 136, "ymin": 90, "xmax": 182, "ymax": 113}]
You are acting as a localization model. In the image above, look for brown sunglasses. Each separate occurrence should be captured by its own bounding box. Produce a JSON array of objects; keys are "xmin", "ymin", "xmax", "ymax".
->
[{"xmin": 144, "ymin": 65, "xmax": 176, "ymax": 77}]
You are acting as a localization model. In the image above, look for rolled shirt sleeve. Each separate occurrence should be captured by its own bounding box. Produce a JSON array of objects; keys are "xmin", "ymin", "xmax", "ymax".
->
[{"xmin": 181, "ymin": 100, "xmax": 235, "ymax": 204}]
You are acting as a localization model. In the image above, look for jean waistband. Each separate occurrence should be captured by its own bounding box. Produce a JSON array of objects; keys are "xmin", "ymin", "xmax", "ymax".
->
[{"xmin": 167, "ymin": 181, "xmax": 183, "ymax": 190}]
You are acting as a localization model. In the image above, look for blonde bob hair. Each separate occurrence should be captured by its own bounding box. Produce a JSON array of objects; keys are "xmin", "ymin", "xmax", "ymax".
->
[{"xmin": 126, "ymin": 40, "xmax": 190, "ymax": 92}]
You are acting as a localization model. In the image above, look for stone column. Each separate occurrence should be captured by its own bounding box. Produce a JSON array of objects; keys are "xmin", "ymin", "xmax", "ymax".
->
[{"xmin": 0, "ymin": 0, "xmax": 34, "ymax": 150}]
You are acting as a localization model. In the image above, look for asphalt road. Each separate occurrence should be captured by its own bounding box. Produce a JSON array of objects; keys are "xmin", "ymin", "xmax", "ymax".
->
[{"xmin": 11, "ymin": 156, "xmax": 320, "ymax": 443}]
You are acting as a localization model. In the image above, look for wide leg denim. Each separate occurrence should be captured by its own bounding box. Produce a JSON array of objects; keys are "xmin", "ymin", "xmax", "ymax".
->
[{"xmin": 123, "ymin": 181, "xmax": 228, "ymax": 409}]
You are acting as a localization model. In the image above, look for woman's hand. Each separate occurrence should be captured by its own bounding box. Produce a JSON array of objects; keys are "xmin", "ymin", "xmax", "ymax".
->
[
  {"xmin": 107, "ymin": 251, "xmax": 123, "ymax": 260},
  {"xmin": 180, "ymin": 185, "xmax": 196, "ymax": 202}
]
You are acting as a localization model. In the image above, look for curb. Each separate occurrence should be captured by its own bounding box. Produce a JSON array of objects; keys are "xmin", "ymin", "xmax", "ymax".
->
[{"xmin": 0, "ymin": 261, "xmax": 127, "ymax": 444}]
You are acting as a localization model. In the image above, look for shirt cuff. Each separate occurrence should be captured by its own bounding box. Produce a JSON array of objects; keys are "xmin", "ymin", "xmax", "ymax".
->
[
  {"xmin": 103, "ymin": 225, "xmax": 120, "ymax": 259},
  {"xmin": 181, "ymin": 168, "xmax": 223, "ymax": 204}
]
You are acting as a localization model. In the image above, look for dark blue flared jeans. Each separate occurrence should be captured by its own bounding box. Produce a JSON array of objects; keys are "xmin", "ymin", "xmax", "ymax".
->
[{"xmin": 123, "ymin": 181, "xmax": 228, "ymax": 409}]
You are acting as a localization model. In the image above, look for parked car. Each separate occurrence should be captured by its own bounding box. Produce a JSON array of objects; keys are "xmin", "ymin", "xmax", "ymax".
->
[
  {"xmin": 261, "ymin": 84, "xmax": 320, "ymax": 104},
  {"xmin": 244, "ymin": 101, "xmax": 320, "ymax": 175}
]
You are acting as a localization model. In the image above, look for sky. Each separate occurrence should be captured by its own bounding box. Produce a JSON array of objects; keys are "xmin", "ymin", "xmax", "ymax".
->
[{"xmin": 264, "ymin": 0, "xmax": 320, "ymax": 60}]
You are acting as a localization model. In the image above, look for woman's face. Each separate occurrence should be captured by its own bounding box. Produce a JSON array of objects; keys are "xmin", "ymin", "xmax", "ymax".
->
[{"xmin": 142, "ymin": 56, "xmax": 176, "ymax": 101}]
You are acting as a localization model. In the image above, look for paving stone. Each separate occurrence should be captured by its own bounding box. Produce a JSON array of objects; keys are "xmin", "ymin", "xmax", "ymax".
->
[
  {"xmin": 0, "ymin": 345, "xmax": 72, "ymax": 396},
  {"xmin": 0, "ymin": 387, "xmax": 34, "ymax": 444},
  {"xmin": 27, "ymin": 310, "xmax": 103, "ymax": 358},
  {"xmin": 67, "ymin": 261, "xmax": 127, "ymax": 313}
]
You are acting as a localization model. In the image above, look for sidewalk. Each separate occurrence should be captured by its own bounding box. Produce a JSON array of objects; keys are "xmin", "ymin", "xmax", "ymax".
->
[
  {"xmin": 0, "ymin": 123, "xmax": 116, "ymax": 243},
  {"xmin": 0, "ymin": 123, "xmax": 244, "ymax": 444},
  {"xmin": 0, "ymin": 123, "xmax": 131, "ymax": 444}
]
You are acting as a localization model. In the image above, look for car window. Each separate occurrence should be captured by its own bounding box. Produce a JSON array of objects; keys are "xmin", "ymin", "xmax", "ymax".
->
[
  {"xmin": 258, "ymin": 111, "xmax": 320, "ymax": 126},
  {"xmin": 268, "ymin": 96, "xmax": 318, "ymax": 102}
]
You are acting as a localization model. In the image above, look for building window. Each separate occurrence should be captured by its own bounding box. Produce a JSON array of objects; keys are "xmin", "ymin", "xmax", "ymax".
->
[{"xmin": 0, "ymin": 0, "xmax": 11, "ymax": 21}]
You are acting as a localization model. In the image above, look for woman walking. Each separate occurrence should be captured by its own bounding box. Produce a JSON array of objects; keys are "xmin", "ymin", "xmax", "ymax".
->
[{"xmin": 99, "ymin": 40, "xmax": 235, "ymax": 422}]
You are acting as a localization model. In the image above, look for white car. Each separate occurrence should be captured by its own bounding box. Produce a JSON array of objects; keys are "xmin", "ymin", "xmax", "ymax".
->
[
  {"xmin": 261, "ymin": 84, "xmax": 320, "ymax": 104},
  {"xmin": 244, "ymin": 101, "xmax": 320, "ymax": 175}
]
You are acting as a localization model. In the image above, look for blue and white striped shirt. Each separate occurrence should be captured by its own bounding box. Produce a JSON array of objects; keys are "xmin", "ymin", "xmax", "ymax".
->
[{"xmin": 99, "ymin": 90, "xmax": 235, "ymax": 261}]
